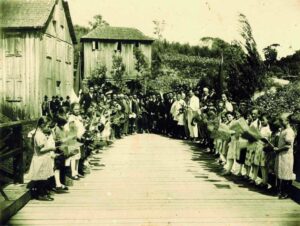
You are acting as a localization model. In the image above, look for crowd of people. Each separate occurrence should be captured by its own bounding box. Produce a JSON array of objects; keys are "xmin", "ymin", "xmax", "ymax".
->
[{"xmin": 27, "ymin": 85, "xmax": 298, "ymax": 201}]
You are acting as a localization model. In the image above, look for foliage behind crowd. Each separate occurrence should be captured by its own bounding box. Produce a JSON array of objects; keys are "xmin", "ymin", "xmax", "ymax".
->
[{"xmin": 73, "ymin": 14, "xmax": 300, "ymax": 121}]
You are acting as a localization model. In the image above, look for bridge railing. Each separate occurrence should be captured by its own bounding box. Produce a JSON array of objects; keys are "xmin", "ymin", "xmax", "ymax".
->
[{"xmin": 0, "ymin": 120, "xmax": 36, "ymax": 185}]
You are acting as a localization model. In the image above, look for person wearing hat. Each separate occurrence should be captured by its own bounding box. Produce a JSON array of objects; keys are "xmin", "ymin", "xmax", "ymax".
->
[
  {"xmin": 50, "ymin": 96, "xmax": 60, "ymax": 117},
  {"xmin": 41, "ymin": 95, "xmax": 50, "ymax": 116},
  {"xmin": 79, "ymin": 86, "xmax": 94, "ymax": 114}
]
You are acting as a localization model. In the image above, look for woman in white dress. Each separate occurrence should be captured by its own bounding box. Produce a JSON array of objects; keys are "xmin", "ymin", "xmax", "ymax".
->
[
  {"xmin": 252, "ymin": 114, "xmax": 272, "ymax": 188},
  {"xmin": 274, "ymin": 113, "xmax": 296, "ymax": 199},
  {"xmin": 222, "ymin": 112, "xmax": 238, "ymax": 175},
  {"xmin": 27, "ymin": 117, "xmax": 56, "ymax": 201}
]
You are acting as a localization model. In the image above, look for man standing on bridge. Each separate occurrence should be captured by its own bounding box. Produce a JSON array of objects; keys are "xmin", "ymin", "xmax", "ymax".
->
[{"xmin": 187, "ymin": 90, "xmax": 200, "ymax": 142}]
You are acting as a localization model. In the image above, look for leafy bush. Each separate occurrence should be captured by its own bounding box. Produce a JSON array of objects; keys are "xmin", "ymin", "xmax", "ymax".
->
[
  {"xmin": 88, "ymin": 64, "xmax": 107, "ymax": 87},
  {"xmin": 254, "ymin": 81, "xmax": 300, "ymax": 119},
  {"xmin": 161, "ymin": 53, "xmax": 219, "ymax": 78},
  {"xmin": 147, "ymin": 68, "xmax": 198, "ymax": 93}
]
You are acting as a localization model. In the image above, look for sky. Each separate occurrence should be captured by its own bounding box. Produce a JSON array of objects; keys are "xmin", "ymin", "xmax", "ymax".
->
[{"xmin": 68, "ymin": 0, "xmax": 300, "ymax": 58}]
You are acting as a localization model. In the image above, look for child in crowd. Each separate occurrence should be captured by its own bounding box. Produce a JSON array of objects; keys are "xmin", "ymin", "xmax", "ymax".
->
[
  {"xmin": 27, "ymin": 117, "xmax": 56, "ymax": 201},
  {"xmin": 222, "ymin": 112, "xmax": 238, "ymax": 176},
  {"xmin": 31, "ymin": 89, "xmax": 298, "ymax": 202},
  {"xmin": 252, "ymin": 114, "xmax": 272, "ymax": 188}
]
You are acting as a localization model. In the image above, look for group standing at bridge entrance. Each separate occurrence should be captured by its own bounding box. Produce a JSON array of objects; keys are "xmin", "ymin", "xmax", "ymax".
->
[{"xmin": 27, "ymin": 85, "xmax": 298, "ymax": 201}]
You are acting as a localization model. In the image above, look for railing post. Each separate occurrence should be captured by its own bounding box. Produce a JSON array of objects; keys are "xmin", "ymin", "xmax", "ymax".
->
[{"xmin": 13, "ymin": 125, "xmax": 24, "ymax": 184}]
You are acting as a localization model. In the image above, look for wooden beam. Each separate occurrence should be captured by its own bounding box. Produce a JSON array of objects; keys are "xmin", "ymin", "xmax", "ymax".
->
[{"xmin": 0, "ymin": 148, "xmax": 22, "ymax": 161}]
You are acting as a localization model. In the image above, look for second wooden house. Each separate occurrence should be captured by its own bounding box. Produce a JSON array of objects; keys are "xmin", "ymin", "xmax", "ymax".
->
[{"xmin": 81, "ymin": 26, "xmax": 154, "ymax": 79}]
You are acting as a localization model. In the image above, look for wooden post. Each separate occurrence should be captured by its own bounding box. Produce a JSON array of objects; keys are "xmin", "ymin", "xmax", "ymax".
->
[
  {"xmin": 12, "ymin": 125, "xmax": 24, "ymax": 184},
  {"xmin": 144, "ymin": 77, "xmax": 147, "ymax": 94}
]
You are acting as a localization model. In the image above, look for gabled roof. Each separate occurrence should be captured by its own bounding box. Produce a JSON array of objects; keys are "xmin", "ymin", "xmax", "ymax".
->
[
  {"xmin": 0, "ymin": 0, "xmax": 77, "ymax": 44},
  {"xmin": 81, "ymin": 26, "xmax": 154, "ymax": 42}
]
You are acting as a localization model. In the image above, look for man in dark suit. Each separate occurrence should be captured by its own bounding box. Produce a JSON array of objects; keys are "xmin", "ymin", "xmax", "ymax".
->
[
  {"xmin": 50, "ymin": 96, "xmax": 60, "ymax": 117},
  {"xmin": 41, "ymin": 95, "xmax": 50, "ymax": 116},
  {"xmin": 62, "ymin": 96, "xmax": 71, "ymax": 113},
  {"xmin": 79, "ymin": 87, "xmax": 94, "ymax": 113}
]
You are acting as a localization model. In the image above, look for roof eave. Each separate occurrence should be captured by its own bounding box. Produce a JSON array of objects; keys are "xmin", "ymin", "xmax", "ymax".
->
[
  {"xmin": 0, "ymin": 26, "xmax": 44, "ymax": 30},
  {"xmin": 80, "ymin": 37, "xmax": 154, "ymax": 43},
  {"xmin": 62, "ymin": 0, "xmax": 77, "ymax": 44}
]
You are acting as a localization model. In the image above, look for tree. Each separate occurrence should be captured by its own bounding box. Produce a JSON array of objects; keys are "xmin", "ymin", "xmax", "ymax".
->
[
  {"xmin": 111, "ymin": 54, "xmax": 126, "ymax": 91},
  {"xmin": 227, "ymin": 14, "xmax": 266, "ymax": 100},
  {"xmin": 133, "ymin": 46, "xmax": 149, "ymax": 75},
  {"xmin": 263, "ymin": 44, "xmax": 280, "ymax": 69},
  {"xmin": 89, "ymin": 14, "xmax": 109, "ymax": 29},
  {"xmin": 87, "ymin": 64, "xmax": 107, "ymax": 88},
  {"xmin": 153, "ymin": 20, "xmax": 166, "ymax": 40}
]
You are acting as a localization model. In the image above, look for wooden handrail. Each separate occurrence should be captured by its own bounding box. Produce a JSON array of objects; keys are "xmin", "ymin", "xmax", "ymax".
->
[
  {"xmin": 0, "ymin": 120, "xmax": 35, "ymax": 185},
  {"xmin": 0, "ymin": 120, "xmax": 36, "ymax": 129},
  {"xmin": 0, "ymin": 148, "xmax": 22, "ymax": 161}
]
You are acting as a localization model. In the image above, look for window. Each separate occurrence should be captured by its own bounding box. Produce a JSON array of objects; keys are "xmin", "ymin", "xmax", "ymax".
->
[
  {"xmin": 6, "ymin": 57, "xmax": 21, "ymax": 79},
  {"xmin": 66, "ymin": 45, "xmax": 72, "ymax": 64},
  {"xmin": 46, "ymin": 59, "xmax": 52, "ymax": 79},
  {"xmin": 114, "ymin": 42, "xmax": 122, "ymax": 53},
  {"xmin": 92, "ymin": 41, "xmax": 99, "ymax": 51},
  {"xmin": 135, "ymin": 42, "xmax": 140, "ymax": 48},
  {"xmin": 6, "ymin": 80, "xmax": 22, "ymax": 102},
  {"xmin": 53, "ymin": 21, "xmax": 57, "ymax": 34},
  {"xmin": 56, "ymin": 40, "xmax": 61, "ymax": 61},
  {"xmin": 5, "ymin": 34, "xmax": 22, "ymax": 56},
  {"xmin": 117, "ymin": 42, "xmax": 122, "ymax": 52},
  {"xmin": 5, "ymin": 55, "xmax": 23, "ymax": 102},
  {"xmin": 45, "ymin": 36, "xmax": 52, "ymax": 58}
]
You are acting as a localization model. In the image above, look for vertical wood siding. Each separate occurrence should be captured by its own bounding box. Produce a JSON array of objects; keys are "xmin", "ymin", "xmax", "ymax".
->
[
  {"xmin": 0, "ymin": 0, "xmax": 74, "ymax": 119},
  {"xmin": 83, "ymin": 41, "xmax": 152, "ymax": 79}
]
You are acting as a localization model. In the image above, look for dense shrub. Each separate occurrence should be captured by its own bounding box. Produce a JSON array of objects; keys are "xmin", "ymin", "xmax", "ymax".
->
[{"xmin": 254, "ymin": 82, "xmax": 300, "ymax": 119}]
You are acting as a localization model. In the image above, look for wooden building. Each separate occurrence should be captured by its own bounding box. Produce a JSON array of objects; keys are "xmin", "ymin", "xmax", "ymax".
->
[
  {"xmin": 81, "ymin": 26, "xmax": 154, "ymax": 79},
  {"xmin": 0, "ymin": 0, "xmax": 76, "ymax": 119}
]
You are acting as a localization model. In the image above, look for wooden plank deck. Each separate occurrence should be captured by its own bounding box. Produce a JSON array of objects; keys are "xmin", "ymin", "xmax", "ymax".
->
[{"xmin": 7, "ymin": 134, "xmax": 300, "ymax": 226}]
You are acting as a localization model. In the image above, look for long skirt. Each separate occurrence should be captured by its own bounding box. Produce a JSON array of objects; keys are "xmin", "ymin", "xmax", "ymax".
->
[
  {"xmin": 220, "ymin": 140, "xmax": 229, "ymax": 157},
  {"xmin": 235, "ymin": 138, "xmax": 247, "ymax": 164},
  {"xmin": 253, "ymin": 142, "xmax": 266, "ymax": 167},
  {"xmin": 187, "ymin": 112, "xmax": 198, "ymax": 138},
  {"xmin": 214, "ymin": 139, "xmax": 223, "ymax": 152},
  {"xmin": 28, "ymin": 153, "xmax": 54, "ymax": 181},
  {"xmin": 245, "ymin": 142, "xmax": 258, "ymax": 166},
  {"xmin": 275, "ymin": 149, "xmax": 296, "ymax": 180},
  {"xmin": 227, "ymin": 136, "xmax": 238, "ymax": 160}
]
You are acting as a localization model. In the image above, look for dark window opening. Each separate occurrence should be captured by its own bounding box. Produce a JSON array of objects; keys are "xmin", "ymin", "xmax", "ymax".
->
[
  {"xmin": 53, "ymin": 21, "xmax": 57, "ymax": 33},
  {"xmin": 135, "ymin": 42, "xmax": 140, "ymax": 48},
  {"xmin": 117, "ymin": 42, "xmax": 122, "ymax": 52},
  {"xmin": 92, "ymin": 41, "xmax": 99, "ymax": 51}
]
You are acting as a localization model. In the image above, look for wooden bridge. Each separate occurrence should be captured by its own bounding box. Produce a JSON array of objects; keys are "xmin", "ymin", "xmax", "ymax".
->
[{"xmin": 4, "ymin": 134, "xmax": 300, "ymax": 226}]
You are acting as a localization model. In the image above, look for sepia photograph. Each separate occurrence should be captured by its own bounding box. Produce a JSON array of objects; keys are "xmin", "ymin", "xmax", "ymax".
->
[{"xmin": 0, "ymin": 0, "xmax": 300, "ymax": 225}]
